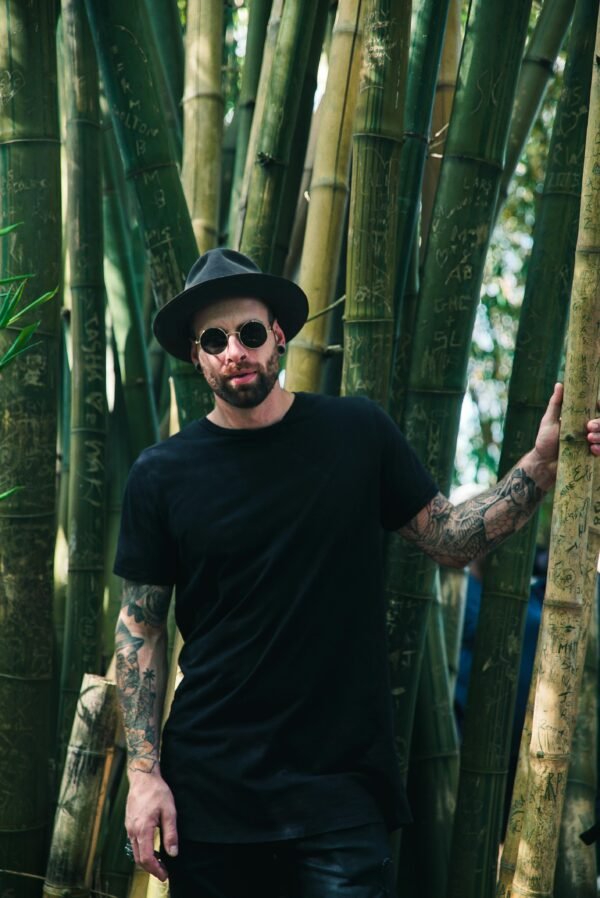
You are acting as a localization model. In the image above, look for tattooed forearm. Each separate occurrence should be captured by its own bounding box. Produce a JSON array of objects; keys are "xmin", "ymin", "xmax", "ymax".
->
[
  {"xmin": 400, "ymin": 466, "xmax": 544, "ymax": 568},
  {"xmin": 116, "ymin": 581, "xmax": 171, "ymax": 774},
  {"xmin": 121, "ymin": 580, "xmax": 172, "ymax": 629}
]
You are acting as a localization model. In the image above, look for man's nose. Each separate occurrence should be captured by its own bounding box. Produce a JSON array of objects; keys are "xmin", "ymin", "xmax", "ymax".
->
[{"xmin": 224, "ymin": 332, "xmax": 247, "ymax": 360}]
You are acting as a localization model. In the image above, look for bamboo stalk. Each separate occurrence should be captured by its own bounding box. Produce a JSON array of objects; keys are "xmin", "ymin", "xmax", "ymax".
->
[
  {"xmin": 43, "ymin": 675, "xmax": 119, "ymax": 897},
  {"xmin": 237, "ymin": 0, "xmax": 321, "ymax": 269},
  {"xmin": 420, "ymin": 0, "xmax": 461, "ymax": 255},
  {"xmin": 285, "ymin": 0, "xmax": 365, "ymax": 393},
  {"xmin": 145, "ymin": 0, "xmax": 184, "ymax": 158},
  {"xmin": 447, "ymin": 1, "xmax": 597, "ymax": 891},
  {"xmin": 85, "ymin": 0, "xmax": 213, "ymax": 425},
  {"xmin": 510, "ymin": 23, "xmax": 600, "ymax": 891},
  {"xmin": 498, "ymin": 0, "xmax": 576, "ymax": 211},
  {"xmin": 341, "ymin": 0, "xmax": 412, "ymax": 404},
  {"xmin": 58, "ymin": 0, "xmax": 107, "ymax": 761},
  {"xmin": 182, "ymin": 0, "xmax": 224, "ymax": 253},
  {"xmin": 0, "ymin": 0, "xmax": 61, "ymax": 886},
  {"xmin": 228, "ymin": 0, "xmax": 272, "ymax": 243}
]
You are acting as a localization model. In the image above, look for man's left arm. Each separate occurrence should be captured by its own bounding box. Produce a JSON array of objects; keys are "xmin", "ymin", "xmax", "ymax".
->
[{"xmin": 400, "ymin": 383, "xmax": 600, "ymax": 568}]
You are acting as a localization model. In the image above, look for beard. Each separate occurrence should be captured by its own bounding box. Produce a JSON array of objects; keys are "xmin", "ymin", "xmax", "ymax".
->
[{"xmin": 200, "ymin": 345, "xmax": 281, "ymax": 409}]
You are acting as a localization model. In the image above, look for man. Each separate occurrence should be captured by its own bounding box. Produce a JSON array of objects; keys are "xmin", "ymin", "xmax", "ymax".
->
[{"xmin": 114, "ymin": 248, "xmax": 600, "ymax": 896}]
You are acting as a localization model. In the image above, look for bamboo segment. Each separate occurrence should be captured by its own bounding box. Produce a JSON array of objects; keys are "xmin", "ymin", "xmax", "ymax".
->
[
  {"xmin": 85, "ymin": 0, "xmax": 213, "ymax": 426},
  {"xmin": 285, "ymin": 0, "xmax": 365, "ymax": 392},
  {"xmin": 341, "ymin": 0, "xmax": 412, "ymax": 404},
  {"xmin": 420, "ymin": 0, "xmax": 461, "ymax": 255},
  {"xmin": 58, "ymin": 0, "xmax": 107, "ymax": 762},
  {"xmin": 145, "ymin": 0, "xmax": 184, "ymax": 158},
  {"xmin": 448, "ymin": 1, "xmax": 597, "ymax": 892},
  {"xmin": 182, "ymin": 0, "xmax": 224, "ymax": 253},
  {"xmin": 498, "ymin": 0, "xmax": 576, "ymax": 210},
  {"xmin": 43, "ymin": 675, "xmax": 118, "ymax": 897},
  {"xmin": 0, "ymin": 0, "xmax": 61, "ymax": 887},
  {"xmin": 385, "ymin": 0, "xmax": 533, "ymax": 790},
  {"xmin": 237, "ymin": 0, "xmax": 321, "ymax": 269},
  {"xmin": 392, "ymin": 0, "xmax": 451, "ymax": 329},
  {"xmin": 228, "ymin": 0, "xmax": 272, "ymax": 243},
  {"xmin": 510, "ymin": 27, "xmax": 600, "ymax": 894}
]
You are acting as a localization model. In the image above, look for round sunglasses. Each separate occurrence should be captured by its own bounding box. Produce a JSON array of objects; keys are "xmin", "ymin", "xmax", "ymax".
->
[{"xmin": 194, "ymin": 319, "xmax": 273, "ymax": 355}]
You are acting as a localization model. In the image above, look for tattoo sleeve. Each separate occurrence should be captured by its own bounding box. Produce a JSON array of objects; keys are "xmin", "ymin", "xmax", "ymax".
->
[
  {"xmin": 399, "ymin": 465, "xmax": 544, "ymax": 568},
  {"xmin": 115, "ymin": 580, "xmax": 172, "ymax": 774}
]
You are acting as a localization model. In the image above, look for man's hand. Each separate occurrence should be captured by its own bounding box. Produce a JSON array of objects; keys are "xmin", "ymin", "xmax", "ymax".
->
[
  {"xmin": 126, "ymin": 768, "xmax": 178, "ymax": 881},
  {"xmin": 587, "ymin": 407, "xmax": 600, "ymax": 456}
]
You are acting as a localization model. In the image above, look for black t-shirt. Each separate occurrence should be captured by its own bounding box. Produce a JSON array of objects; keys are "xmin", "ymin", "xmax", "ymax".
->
[{"xmin": 114, "ymin": 392, "xmax": 438, "ymax": 842}]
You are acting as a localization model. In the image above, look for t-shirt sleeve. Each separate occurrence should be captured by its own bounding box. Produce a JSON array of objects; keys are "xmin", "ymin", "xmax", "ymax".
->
[
  {"xmin": 113, "ymin": 455, "xmax": 177, "ymax": 585},
  {"xmin": 372, "ymin": 402, "xmax": 439, "ymax": 530}
]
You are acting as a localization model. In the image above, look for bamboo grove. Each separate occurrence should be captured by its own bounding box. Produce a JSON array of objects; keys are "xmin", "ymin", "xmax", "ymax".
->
[{"xmin": 0, "ymin": 0, "xmax": 598, "ymax": 896}]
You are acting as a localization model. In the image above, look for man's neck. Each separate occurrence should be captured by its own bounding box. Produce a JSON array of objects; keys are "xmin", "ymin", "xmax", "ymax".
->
[{"xmin": 207, "ymin": 385, "xmax": 295, "ymax": 430}]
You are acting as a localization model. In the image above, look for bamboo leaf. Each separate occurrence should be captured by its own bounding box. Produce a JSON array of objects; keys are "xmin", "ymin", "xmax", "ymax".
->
[
  {"xmin": 0, "ymin": 279, "xmax": 27, "ymax": 327},
  {"xmin": 0, "ymin": 323, "xmax": 41, "ymax": 370},
  {"xmin": 7, "ymin": 285, "xmax": 58, "ymax": 325},
  {"xmin": 0, "ymin": 272, "xmax": 33, "ymax": 285},
  {"xmin": 0, "ymin": 485, "xmax": 23, "ymax": 501},
  {"xmin": 0, "ymin": 220, "xmax": 23, "ymax": 236}
]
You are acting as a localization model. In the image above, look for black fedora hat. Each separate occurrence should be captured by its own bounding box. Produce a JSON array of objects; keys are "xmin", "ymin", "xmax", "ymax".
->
[{"xmin": 153, "ymin": 248, "xmax": 309, "ymax": 363}]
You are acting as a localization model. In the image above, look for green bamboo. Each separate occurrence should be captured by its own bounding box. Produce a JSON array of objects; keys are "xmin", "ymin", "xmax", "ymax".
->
[
  {"xmin": 384, "ymin": 0, "xmax": 532, "ymax": 789},
  {"xmin": 439, "ymin": 567, "xmax": 467, "ymax": 693},
  {"xmin": 341, "ymin": 0, "xmax": 412, "ymax": 404},
  {"xmin": 554, "ymin": 534, "xmax": 598, "ymax": 898},
  {"xmin": 228, "ymin": 0, "xmax": 273, "ymax": 244},
  {"xmin": 103, "ymin": 111, "xmax": 159, "ymax": 458},
  {"xmin": 447, "ymin": 2, "xmax": 596, "ymax": 893},
  {"xmin": 54, "ymin": 313, "xmax": 72, "ymax": 667},
  {"xmin": 392, "ymin": 0, "xmax": 451, "ymax": 330},
  {"xmin": 285, "ymin": 0, "xmax": 366, "ymax": 393},
  {"xmin": 145, "ymin": 0, "xmax": 184, "ymax": 159},
  {"xmin": 44, "ymin": 675, "xmax": 119, "ymax": 897},
  {"xmin": 237, "ymin": 0, "xmax": 321, "ymax": 270},
  {"xmin": 219, "ymin": 114, "xmax": 239, "ymax": 245},
  {"xmin": 510, "ymin": 17, "xmax": 600, "ymax": 890},
  {"xmin": 85, "ymin": 0, "xmax": 213, "ymax": 426},
  {"xmin": 271, "ymin": 1, "xmax": 330, "ymax": 276},
  {"xmin": 399, "ymin": 587, "xmax": 459, "ymax": 898},
  {"xmin": 57, "ymin": 0, "xmax": 107, "ymax": 764},
  {"xmin": 498, "ymin": 0, "xmax": 576, "ymax": 210},
  {"xmin": 97, "ymin": 761, "xmax": 133, "ymax": 898},
  {"xmin": 0, "ymin": 0, "xmax": 61, "ymax": 887},
  {"xmin": 182, "ymin": 0, "xmax": 224, "ymax": 253}
]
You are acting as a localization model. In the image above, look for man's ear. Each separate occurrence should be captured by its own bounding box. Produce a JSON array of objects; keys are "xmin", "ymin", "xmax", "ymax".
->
[{"xmin": 273, "ymin": 319, "xmax": 286, "ymax": 347}]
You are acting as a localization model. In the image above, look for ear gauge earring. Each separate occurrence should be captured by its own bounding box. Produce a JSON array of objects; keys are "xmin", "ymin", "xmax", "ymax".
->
[
  {"xmin": 277, "ymin": 344, "xmax": 286, "ymax": 356},
  {"xmin": 195, "ymin": 362, "xmax": 202, "ymax": 371}
]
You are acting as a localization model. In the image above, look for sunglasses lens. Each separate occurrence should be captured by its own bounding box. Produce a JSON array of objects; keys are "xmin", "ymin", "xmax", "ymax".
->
[
  {"xmin": 240, "ymin": 320, "xmax": 268, "ymax": 348},
  {"xmin": 200, "ymin": 328, "xmax": 228, "ymax": 354}
]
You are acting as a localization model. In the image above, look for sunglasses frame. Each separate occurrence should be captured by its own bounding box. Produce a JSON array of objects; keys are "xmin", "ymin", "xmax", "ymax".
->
[{"xmin": 193, "ymin": 319, "xmax": 273, "ymax": 355}]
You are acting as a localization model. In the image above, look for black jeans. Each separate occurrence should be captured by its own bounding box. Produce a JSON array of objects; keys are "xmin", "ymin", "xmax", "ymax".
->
[{"xmin": 164, "ymin": 822, "xmax": 395, "ymax": 897}]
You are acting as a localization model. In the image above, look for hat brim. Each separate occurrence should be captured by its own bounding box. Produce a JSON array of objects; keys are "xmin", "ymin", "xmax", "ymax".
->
[{"xmin": 153, "ymin": 272, "xmax": 309, "ymax": 363}]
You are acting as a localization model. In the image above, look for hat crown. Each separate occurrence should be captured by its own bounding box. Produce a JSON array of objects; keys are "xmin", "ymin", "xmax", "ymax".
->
[{"xmin": 185, "ymin": 248, "xmax": 261, "ymax": 291}]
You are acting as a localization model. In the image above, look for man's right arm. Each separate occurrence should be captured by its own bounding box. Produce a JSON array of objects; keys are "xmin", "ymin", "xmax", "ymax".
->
[{"xmin": 115, "ymin": 580, "xmax": 178, "ymax": 880}]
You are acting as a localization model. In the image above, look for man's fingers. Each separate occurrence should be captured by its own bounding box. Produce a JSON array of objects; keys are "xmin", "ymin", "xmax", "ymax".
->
[
  {"xmin": 544, "ymin": 382, "xmax": 563, "ymax": 422},
  {"xmin": 161, "ymin": 808, "xmax": 179, "ymax": 857},
  {"xmin": 135, "ymin": 829, "xmax": 169, "ymax": 882}
]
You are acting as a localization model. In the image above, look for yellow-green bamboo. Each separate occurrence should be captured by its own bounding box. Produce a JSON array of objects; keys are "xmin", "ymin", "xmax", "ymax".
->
[
  {"xmin": 182, "ymin": 0, "xmax": 224, "ymax": 253},
  {"xmin": 420, "ymin": 0, "xmax": 461, "ymax": 255},
  {"xmin": 510, "ymin": 27, "xmax": 600, "ymax": 892},
  {"xmin": 554, "ymin": 532, "xmax": 598, "ymax": 898},
  {"xmin": 236, "ymin": 0, "xmax": 321, "ymax": 269},
  {"xmin": 43, "ymin": 675, "xmax": 118, "ymax": 897},
  {"xmin": 282, "ymin": 101, "xmax": 321, "ymax": 281},
  {"xmin": 285, "ymin": 0, "xmax": 365, "ymax": 393}
]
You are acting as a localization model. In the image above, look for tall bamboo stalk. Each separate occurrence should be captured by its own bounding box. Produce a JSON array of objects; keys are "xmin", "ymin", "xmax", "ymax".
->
[
  {"xmin": 498, "ymin": 0, "xmax": 576, "ymax": 211},
  {"xmin": 510, "ymin": 21, "xmax": 600, "ymax": 891},
  {"xmin": 58, "ymin": 0, "xmax": 107, "ymax": 762},
  {"xmin": 182, "ymin": 0, "xmax": 224, "ymax": 253},
  {"xmin": 384, "ymin": 0, "xmax": 532, "ymax": 790},
  {"xmin": 0, "ymin": 0, "xmax": 61, "ymax": 887},
  {"xmin": 145, "ymin": 0, "xmax": 184, "ymax": 158},
  {"xmin": 237, "ymin": 0, "xmax": 321, "ymax": 269},
  {"xmin": 271, "ymin": 1, "xmax": 329, "ymax": 276},
  {"xmin": 341, "ymin": 0, "xmax": 412, "ymax": 404},
  {"xmin": 420, "ymin": 0, "xmax": 461, "ymax": 254},
  {"xmin": 228, "ymin": 0, "xmax": 272, "ymax": 243},
  {"xmin": 448, "ymin": 2, "xmax": 596, "ymax": 892},
  {"xmin": 102, "ymin": 111, "xmax": 159, "ymax": 459},
  {"xmin": 285, "ymin": 0, "xmax": 365, "ymax": 393},
  {"xmin": 85, "ymin": 0, "xmax": 212, "ymax": 425},
  {"xmin": 43, "ymin": 676, "xmax": 118, "ymax": 897},
  {"xmin": 392, "ymin": 0, "xmax": 451, "ymax": 328}
]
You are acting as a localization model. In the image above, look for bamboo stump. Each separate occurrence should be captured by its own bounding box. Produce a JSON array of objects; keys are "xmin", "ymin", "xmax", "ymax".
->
[{"xmin": 43, "ymin": 675, "xmax": 118, "ymax": 898}]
